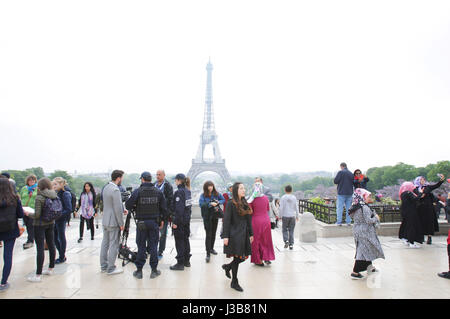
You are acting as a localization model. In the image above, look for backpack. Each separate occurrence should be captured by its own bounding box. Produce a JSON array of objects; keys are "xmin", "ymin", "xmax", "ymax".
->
[
  {"xmin": 67, "ymin": 189, "xmax": 77, "ymax": 213},
  {"xmin": 0, "ymin": 205, "xmax": 17, "ymax": 232},
  {"xmin": 42, "ymin": 197, "xmax": 63, "ymax": 222}
]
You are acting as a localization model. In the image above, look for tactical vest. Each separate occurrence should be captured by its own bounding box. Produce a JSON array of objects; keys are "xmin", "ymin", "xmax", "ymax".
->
[{"xmin": 135, "ymin": 184, "xmax": 160, "ymax": 220}]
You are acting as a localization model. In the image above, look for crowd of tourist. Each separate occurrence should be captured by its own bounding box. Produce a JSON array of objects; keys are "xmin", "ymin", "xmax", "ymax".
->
[{"xmin": 0, "ymin": 165, "xmax": 448, "ymax": 293}]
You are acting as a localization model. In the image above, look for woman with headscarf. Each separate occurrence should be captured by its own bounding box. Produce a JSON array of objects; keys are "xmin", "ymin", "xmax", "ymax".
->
[
  {"xmin": 398, "ymin": 181, "xmax": 425, "ymax": 248},
  {"xmin": 348, "ymin": 188, "xmax": 385, "ymax": 280},
  {"xmin": 248, "ymin": 182, "xmax": 275, "ymax": 266},
  {"xmin": 413, "ymin": 174, "xmax": 445, "ymax": 245}
]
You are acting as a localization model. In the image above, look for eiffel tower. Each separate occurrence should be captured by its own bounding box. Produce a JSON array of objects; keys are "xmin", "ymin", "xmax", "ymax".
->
[{"xmin": 187, "ymin": 59, "xmax": 231, "ymax": 184}]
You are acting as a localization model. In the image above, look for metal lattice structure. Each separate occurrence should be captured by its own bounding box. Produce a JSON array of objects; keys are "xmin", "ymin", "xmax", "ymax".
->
[{"xmin": 187, "ymin": 59, "xmax": 231, "ymax": 184}]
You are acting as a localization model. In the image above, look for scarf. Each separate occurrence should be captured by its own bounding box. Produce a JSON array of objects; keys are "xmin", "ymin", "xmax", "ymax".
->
[
  {"xmin": 27, "ymin": 183, "xmax": 38, "ymax": 195},
  {"xmin": 414, "ymin": 176, "xmax": 428, "ymax": 191},
  {"xmin": 248, "ymin": 182, "xmax": 265, "ymax": 203},
  {"xmin": 354, "ymin": 174, "xmax": 366, "ymax": 182},
  {"xmin": 398, "ymin": 181, "xmax": 416, "ymax": 199},
  {"xmin": 80, "ymin": 192, "xmax": 94, "ymax": 219},
  {"xmin": 347, "ymin": 188, "xmax": 371, "ymax": 217}
]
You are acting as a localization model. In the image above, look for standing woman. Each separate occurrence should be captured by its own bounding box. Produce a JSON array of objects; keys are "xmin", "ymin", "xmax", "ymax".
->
[
  {"xmin": 413, "ymin": 174, "xmax": 445, "ymax": 245},
  {"xmin": 199, "ymin": 181, "xmax": 225, "ymax": 263},
  {"xmin": 77, "ymin": 182, "xmax": 97, "ymax": 243},
  {"xmin": 353, "ymin": 169, "xmax": 370, "ymax": 190},
  {"xmin": 0, "ymin": 177, "xmax": 24, "ymax": 291},
  {"xmin": 19, "ymin": 174, "xmax": 38, "ymax": 250},
  {"xmin": 52, "ymin": 177, "xmax": 72, "ymax": 264},
  {"xmin": 398, "ymin": 181, "xmax": 425, "ymax": 248},
  {"xmin": 222, "ymin": 182, "xmax": 254, "ymax": 292},
  {"xmin": 23, "ymin": 177, "xmax": 58, "ymax": 282},
  {"xmin": 349, "ymin": 188, "xmax": 384, "ymax": 279},
  {"xmin": 248, "ymin": 182, "xmax": 275, "ymax": 266}
]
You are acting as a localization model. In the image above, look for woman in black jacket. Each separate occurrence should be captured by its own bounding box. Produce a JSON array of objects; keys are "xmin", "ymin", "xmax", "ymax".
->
[
  {"xmin": 413, "ymin": 174, "xmax": 446, "ymax": 245},
  {"xmin": 0, "ymin": 177, "xmax": 24, "ymax": 291},
  {"xmin": 221, "ymin": 182, "xmax": 254, "ymax": 292}
]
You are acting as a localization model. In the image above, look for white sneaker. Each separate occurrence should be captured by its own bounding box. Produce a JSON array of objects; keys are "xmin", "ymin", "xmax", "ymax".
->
[
  {"xmin": 409, "ymin": 243, "xmax": 421, "ymax": 249},
  {"xmin": 106, "ymin": 268, "xmax": 124, "ymax": 275},
  {"xmin": 400, "ymin": 238, "xmax": 409, "ymax": 245},
  {"xmin": 27, "ymin": 275, "xmax": 42, "ymax": 283},
  {"xmin": 42, "ymin": 269, "xmax": 54, "ymax": 276}
]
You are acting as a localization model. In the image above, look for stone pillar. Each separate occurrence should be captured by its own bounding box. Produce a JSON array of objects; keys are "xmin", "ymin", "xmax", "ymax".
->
[{"xmin": 299, "ymin": 212, "xmax": 317, "ymax": 243}]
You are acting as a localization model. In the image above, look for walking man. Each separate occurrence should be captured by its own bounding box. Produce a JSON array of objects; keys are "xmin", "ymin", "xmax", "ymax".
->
[{"xmin": 279, "ymin": 185, "xmax": 299, "ymax": 249}]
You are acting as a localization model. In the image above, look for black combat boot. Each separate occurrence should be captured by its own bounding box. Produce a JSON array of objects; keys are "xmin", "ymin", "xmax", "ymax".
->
[
  {"xmin": 170, "ymin": 263, "xmax": 185, "ymax": 271},
  {"xmin": 133, "ymin": 269, "xmax": 143, "ymax": 279}
]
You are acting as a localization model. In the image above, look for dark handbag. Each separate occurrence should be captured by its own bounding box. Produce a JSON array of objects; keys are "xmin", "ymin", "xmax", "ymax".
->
[{"xmin": 209, "ymin": 201, "xmax": 224, "ymax": 219}]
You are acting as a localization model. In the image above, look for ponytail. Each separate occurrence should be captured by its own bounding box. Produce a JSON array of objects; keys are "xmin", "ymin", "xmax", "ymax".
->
[{"xmin": 185, "ymin": 177, "xmax": 191, "ymax": 190}]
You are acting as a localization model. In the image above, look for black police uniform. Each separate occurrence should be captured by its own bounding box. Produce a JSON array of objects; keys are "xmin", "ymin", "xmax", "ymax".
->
[
  {"xmin": 125, "ymin": 182, "xmax": 167, "ymax": 271},
  {"xmin": 172, "ymin": 184, "xmax": 192, "ymax": 266}
]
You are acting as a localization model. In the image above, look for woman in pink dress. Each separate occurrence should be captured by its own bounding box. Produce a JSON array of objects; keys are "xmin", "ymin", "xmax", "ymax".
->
[{"xmin": 248, "ymin": 182, "xmax": 275, "ymax": 266}]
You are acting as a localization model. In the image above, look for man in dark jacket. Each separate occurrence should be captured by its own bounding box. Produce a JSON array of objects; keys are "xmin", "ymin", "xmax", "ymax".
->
[
  {"xmin": 333, "ymin": 162, "xmax": 354, "ymax": 226},
  {"xmin": 125, "ymin": 172, "xmax": 167, "ymax": 279},
  {"xmin": 154, "ymin": 170, "xmax": 173, "ymax": 259}
]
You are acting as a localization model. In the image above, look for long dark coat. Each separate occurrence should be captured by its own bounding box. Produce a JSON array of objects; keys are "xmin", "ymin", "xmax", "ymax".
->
[
  {"xmin": 399, "ymin": 191, "xmax": 424, "ymax": 244},
  {"xmin": 222, "ymin": 200, "xmax": 253, "ymax": 258},
  {"xmin": 414, "ymin": 180, "xmax": 444, "ymax": 235}
]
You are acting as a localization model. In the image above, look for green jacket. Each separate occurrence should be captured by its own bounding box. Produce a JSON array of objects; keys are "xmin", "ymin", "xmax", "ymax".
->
[
  {"xmin": 28, "ymin": 189, "xmax": 58, "ymax": 227},
  {"xmin": 19, "ymin": 186, "xmax": 38, "ymax": 209}
]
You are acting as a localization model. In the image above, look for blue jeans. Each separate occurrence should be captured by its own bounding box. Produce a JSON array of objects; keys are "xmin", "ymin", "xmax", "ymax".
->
[
  {"xmin": 1, "ymin": 238, "xmax": 15, "ymax": 285},
  {"xmin": 336, "ymin": 195, "xmax": 353, "ymax": 224},
  {"xmin": 54, "ymin": 214, "xmax": 68, "ymax": 260},
  {"xmin": 136, "ymin": 220, "xmax": 160, "ymax": 271}
]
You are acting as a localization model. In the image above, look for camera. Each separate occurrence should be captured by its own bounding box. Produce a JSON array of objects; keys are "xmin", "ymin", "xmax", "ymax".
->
[{"xmin": 121, "ymin": 186, "xmax": 133, "ymax": 202}]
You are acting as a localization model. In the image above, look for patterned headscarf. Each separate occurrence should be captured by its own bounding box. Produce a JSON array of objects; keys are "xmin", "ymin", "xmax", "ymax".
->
[
  {"xmin": 399, "ymin": 181, "xmax": 416, "ymax": 199},
  {"xmin": 413, "ymin": 176, "xmax": 428, "ymax": 190},
  {"xmin": 352, "ymin": 188, "xmax": 372, "ymax": 207},
  {"xmin": 248, "ymin": 182, "xmax": 265, "ymax": 203}
]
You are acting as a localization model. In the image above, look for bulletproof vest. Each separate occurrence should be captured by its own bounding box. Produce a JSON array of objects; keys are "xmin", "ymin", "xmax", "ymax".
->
[{"xmin": 135, "ymin": 184, "xmax": 160, "ymax": 220}]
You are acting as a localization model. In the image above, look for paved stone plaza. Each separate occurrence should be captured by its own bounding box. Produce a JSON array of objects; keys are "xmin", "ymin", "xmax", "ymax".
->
[{"xmin": 0, "ymin": 218, "xmax": 449, "ymax": 299}]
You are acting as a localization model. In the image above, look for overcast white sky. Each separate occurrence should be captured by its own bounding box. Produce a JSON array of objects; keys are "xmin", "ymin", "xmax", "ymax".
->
[{"xmin": 1, "ymin": 0, "xmax": 449, "ymax": 176}]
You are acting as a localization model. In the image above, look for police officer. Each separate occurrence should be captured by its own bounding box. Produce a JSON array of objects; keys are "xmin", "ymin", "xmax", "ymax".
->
[
  {"xmin": 125, "ymin": 172, "xmax": 167, "ymax": 279},
  {"xmin": 170, "ymin": 173, "xmax": 192, "ymax": 271}
]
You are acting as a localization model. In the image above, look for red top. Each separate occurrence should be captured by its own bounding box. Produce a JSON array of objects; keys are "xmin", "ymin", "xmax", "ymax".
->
[
  {"xmin": 223, "ymin": 193, "xmax": 230, "ymax": 211},
  {"xmin": 447, "ymin": 229, "xmax": 450, "ymax": 245}
]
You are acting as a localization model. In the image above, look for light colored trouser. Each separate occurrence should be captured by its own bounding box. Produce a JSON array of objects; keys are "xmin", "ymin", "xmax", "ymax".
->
[
  {"xmin": 100, "ymin": 226, "xmax": 120, "ymax": 271},
  {"xmin": 282, "ymin": 217, "xmax": 296, "ymax": 245}
]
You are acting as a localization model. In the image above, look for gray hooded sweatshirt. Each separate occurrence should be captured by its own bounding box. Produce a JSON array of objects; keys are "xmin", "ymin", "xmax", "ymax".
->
[{"xmin": 279, "ymin": 194, "xmax": 299, "ymax": 219}]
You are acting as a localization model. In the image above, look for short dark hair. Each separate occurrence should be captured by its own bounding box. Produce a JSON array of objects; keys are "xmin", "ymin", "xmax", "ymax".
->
[
  {"xmin": 340, "ymin": 162, "xmax": 347, "ymax": 168},
  {"xmin": 38, "ymin": 177, "xmax": 53, "ymax": 191},
  {"xmin": 142, "ymin": 176, "xmax": 152, "ymax": 182},
  {"xmin": 285, "ymin": 185, "xmax": 293, "ymax": 193},
  {"xmin": 111, "ymin": 170, "xmax": 124, "ymax": 181}
]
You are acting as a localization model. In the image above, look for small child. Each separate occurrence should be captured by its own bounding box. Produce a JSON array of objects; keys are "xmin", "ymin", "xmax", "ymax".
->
[
  {"xmin": 438, "ymin": 229, "xmax": 450, "ymax": 279},
  {"xmin": 279, "ymin": 185, "xmax": 299, "ymax": 250}
]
